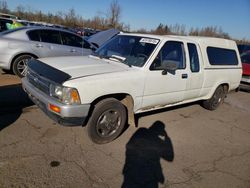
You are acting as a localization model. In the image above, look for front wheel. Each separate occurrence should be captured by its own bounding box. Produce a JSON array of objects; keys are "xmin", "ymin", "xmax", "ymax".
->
[
  {"xmin": 202, "ymin": 86, "xmax": 226, "ymax": 110},
  {"xmin": 87, "ymin": 98, "xmax": 127, "ymax": 144},
  {"xmin": 12, "ymin": 55, "xmax": 34, "ymax": 78}
]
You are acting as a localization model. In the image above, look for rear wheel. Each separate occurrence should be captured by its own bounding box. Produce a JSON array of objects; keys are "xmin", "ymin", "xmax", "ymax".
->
[
  {"xmin": 87, "ymin": 98, "xmax": 127, "ymax": 144},
  {"xmin": 13, "ymin": 55, "xmax": 34, "ymax": 78},
  {"xmin": 202, "ymin": 86, "xmax": 226, "ymax": 110}
]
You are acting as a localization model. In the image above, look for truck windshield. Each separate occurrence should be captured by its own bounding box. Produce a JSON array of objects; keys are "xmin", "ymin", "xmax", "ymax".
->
[{"xmin": 93, "ymin": 35, "xmax": 159, "ymax": 67}]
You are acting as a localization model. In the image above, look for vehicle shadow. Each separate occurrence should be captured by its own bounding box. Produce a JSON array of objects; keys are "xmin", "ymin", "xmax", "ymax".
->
[
  {"xmin": 239, "ymin": 87, "xmax": 250, "ymax": 93},
  {"xmin": 0, "ymin": 69, "xmax": 14, "ymax": 75},
  {"xmin": 122, "ymin": 121, "xmax": 174, "ymax": 188},
  {"xmin": 0, "ymin": 84, "xmax": 33, "ymax": 131}
]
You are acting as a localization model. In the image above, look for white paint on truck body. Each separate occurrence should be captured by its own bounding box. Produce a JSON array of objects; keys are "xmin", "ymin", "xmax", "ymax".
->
[{"xmin": 39, "ymin": 33, "xmax": 242, "ymax": 114}]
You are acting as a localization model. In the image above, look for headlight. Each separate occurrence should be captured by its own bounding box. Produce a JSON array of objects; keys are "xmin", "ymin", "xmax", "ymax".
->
[{"xmin": 49, "ymin": 84, "xmax": 81, "ymax": 105}]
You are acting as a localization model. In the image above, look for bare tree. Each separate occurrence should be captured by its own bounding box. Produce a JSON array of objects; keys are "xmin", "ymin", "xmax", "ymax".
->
[
  {"xmin": 0, "ymin": 0, "xmax": 8, "ymax": 13},
  {"xmin": 107, "ymin": 0, "xmax": 121, "ymax": 28},
  {"xmin": 15, "ymin": 5, "xmax": 25, "ymax": 18}
]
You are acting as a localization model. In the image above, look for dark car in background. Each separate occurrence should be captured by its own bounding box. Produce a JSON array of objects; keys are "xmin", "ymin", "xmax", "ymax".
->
[
  {"xmin": 76, "ymin": 28, "xmax": 101, "ymax": 37},
  {"xmin": 238, "ymin": 44, "xmax": 250, "ymax": 54},
  {"xmin": 0, "ymin": 13, "xmax": 23, "ymax": 32},
  {"xmin": 0, "ymin": 17, "xmax": 13, "ymax": 32}
]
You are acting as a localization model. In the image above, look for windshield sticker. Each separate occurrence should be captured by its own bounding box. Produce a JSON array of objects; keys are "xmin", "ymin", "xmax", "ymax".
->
[{"xmin": 140, "ymin": 38, "xmax": 159, "ymax": 45}]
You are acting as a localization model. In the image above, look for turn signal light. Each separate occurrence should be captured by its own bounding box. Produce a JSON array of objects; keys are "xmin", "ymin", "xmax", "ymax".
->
[
  {"xmin": 49, "ymin": 104, "xmax": 61, "ymax": 114},
  {"xmin": 70, "ymin": 89, "xmax": 80, "ymax": 103}
]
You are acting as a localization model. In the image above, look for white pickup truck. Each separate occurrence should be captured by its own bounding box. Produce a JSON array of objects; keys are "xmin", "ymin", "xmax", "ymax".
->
[{"xmin": 22, "ymin": 33, "xmax": 242, "ymax": 144}]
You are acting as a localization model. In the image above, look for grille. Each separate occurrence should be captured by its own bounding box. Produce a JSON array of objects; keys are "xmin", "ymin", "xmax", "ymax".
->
[{"xmin": 26, "ymin": 68, "xmax": 50, "ymax": 95}]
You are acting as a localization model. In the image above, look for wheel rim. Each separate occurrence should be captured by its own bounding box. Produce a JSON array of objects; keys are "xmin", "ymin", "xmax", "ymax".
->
[
  {"xmin": 96, "ymin": 109, "xmax": 122, "ymax": 138},
  {"xmin": 212, "ymin": 88, "xmax": 223, "ymax": 108},
  {"xmin": 17, "ymin": 58, "xmax": 31, "ymax": 76}
]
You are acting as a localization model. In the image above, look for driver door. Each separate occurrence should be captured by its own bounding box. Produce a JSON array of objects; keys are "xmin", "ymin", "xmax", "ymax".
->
[{"xmin": 142, "ymin": 41, "xmax": 188, "ymax": 108}]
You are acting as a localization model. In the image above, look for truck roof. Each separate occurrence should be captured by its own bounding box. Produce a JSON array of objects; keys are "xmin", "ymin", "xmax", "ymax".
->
[{"xmin": 120, "ymin": 33, "xmax": 237, "ymax": 50}]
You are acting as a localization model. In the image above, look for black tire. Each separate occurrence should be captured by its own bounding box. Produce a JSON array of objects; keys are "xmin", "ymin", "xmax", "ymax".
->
[
  {"xmin": 87, "ymin": 98, "xmax": 127, "ymax": 144},
  {"xmin": 12, "ymin": 55, "xmax": 34, "ymax": 78},
  {"xmin": 202, "ymin": 86, "xmax": 226, "ymax": 110}
]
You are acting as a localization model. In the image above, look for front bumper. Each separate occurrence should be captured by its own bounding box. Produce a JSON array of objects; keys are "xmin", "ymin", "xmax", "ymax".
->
[{"xmin": 22, "ymin": 77, "xmax": 90, "ymax": 126}]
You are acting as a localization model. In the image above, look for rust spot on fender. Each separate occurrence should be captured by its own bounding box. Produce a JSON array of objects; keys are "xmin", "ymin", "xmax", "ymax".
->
[{"xmin": 121, "ymin": 95, "xmax": 136, "ymax": 127}]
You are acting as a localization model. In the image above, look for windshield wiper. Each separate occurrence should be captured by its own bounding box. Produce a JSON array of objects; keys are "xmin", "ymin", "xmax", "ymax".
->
[
  {"xmin": 107, "ymin": 55, "xmax": 132, "ymax": 67},
  {"xmin": 91, "ymin": 53, "xmax": 131, "ymax": 67},
  {"xmin": 107, "ymin": 55, "xmax": 126, "ymax": 63}
]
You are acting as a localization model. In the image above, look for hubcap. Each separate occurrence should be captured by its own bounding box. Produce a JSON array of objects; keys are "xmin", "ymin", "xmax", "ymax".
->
[
  {"xmin": 212, "ymin": 89, "xmax": 223, "ymax": 108},
  {"xmin": 96, "ymin": 109, "xmax": 122, "ymax": 137},
  {"xmin": 17, "ymin": 58, "xmax": 31, "ymax": 76}
]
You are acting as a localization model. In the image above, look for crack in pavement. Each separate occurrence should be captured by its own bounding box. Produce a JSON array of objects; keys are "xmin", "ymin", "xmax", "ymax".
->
[
  {"xmin": 91, "ymin": 144, "xmax": 123, "ymax": 164},
  {"xmin": 164, "ymin": 150, "xmax": 250, "ymax": 187},
  {"xmin": 0, "ymin": 154, "xmax": 48, "ymax": 164},
  {"xmin": 62, "ymin": 158, "xmax": 109, "ymax": 188},
  {"xmin": 0, "ymin": 140, "xmax": 23, "ymax": 150},
  {"xmin": 22, "ymin": 119, "xmax": 42, "ymax": 133}
]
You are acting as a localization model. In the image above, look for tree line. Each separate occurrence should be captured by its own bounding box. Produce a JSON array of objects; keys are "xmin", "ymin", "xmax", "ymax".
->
[
  {"xmin": 0, "ymin": 0, "xmax": 249, "ymax": 43},
  {"xmin": 0, "ymin": 0, "xmax": 128, "ymax": 30}
]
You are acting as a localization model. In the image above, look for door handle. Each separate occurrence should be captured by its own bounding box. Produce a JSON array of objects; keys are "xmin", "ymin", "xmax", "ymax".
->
[
  {"xmin": 35, "ymin": 43, "xmax": 43, "ymax": 48},
  {"xmin": 182, "ymin": 74, "xmax": 188, "ymax": 79}
]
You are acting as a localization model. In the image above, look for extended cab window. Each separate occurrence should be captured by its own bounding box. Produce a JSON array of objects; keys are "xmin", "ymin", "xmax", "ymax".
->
[
  {"xmin": 188, "ymin": 43, "xmax": 200, "ymax": 72},
  {"xmin": 61, "ymin": 32, "xmax": 83, "ymax": 48},
  {"xmin": 207, "ymin": 47, "xmax": 238, "ymax": 65},
  {"xmin": 28, "ymin": 30, "xmax": 40, "ymax": 41},
  {"xmin": 40, "ymin": 30, "xmax": 62, "ymax": 45},
  {"xmin": 150, "ymin": 41, "xmax": 185, "ymax": 70}
]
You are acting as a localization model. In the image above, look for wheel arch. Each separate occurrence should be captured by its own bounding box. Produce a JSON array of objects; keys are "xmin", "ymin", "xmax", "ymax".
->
[
  {"xmin": 206, "ymin": 82, "xmax": 230, "ymax": 100},
  {"xmin": 10, "ymin": 52, "xmax": 38, "ymax": 71},
  {"xmin": 202, "ymin": 83, "xmax": 229, "ymax": 111},
  {"xmin": 88, "ymin": 93, "xmax": 136, "ymax": 127},
  {"xmin": 222, "ymin": 83, "xmax": 229, "ymax": 94}
]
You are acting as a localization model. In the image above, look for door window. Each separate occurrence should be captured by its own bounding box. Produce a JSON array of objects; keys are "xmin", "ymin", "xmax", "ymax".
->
[
  {"xmin": 188, "ymin": 43, "xmax": 200, "ymax": 72},
  {"xmin": 61, "ymin": 31, "xmax": 83, "ymax": 48},
  {"xmin": 27, "ymin": 30, "xmax": 40, "ymax": 41},
  {"xmin": 150, "ymin": 41, "xmax": 185, "ymax": 70},
  {"xmin": 40, "ymin": 30, "xmax": 62, "ymax": 45}
]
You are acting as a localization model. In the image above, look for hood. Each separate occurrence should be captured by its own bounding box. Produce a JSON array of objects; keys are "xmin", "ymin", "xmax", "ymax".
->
[
  {"xmin": 38, "ymin": 56, "xmax": 128, "ymax": 79},
  {"xmin": 87, "ymin": 28, "xmax": 119, "ymax": 48}
]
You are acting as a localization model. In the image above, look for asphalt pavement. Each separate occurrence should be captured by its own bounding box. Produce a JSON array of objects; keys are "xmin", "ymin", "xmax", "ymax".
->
[{"xmin": 0, "ymin": 70, "xmax": 250, "ymax": 188}]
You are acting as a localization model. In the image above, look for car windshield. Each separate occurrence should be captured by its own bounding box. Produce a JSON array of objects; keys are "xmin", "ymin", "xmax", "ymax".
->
[
  {"xmin": 93, "ymin": 35, "xmax": 159, "ymax": 67},
  {"xmin": 241, "ymin": 53, "xmax": 250, "ymax": 64}
]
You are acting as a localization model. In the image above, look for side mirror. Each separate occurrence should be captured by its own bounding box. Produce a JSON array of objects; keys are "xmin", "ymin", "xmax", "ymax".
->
[{"xmin": 162, "ymin": 60, "xmax": 179, "ymax": 75}]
